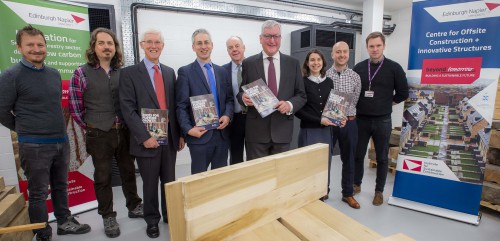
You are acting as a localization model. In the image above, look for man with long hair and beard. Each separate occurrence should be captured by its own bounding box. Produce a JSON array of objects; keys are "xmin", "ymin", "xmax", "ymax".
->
[{"xmin": 69, "ymin": 28, "xmax": 143, "ymax": 238}]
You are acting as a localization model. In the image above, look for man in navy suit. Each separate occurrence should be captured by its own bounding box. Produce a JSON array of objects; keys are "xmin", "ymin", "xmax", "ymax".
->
[
  {"xmin": 223, "ymin": 36, "xmax": 246, "ymax": 165},
  {"xmin": 236, "ymin": 20, "xmax": 306, "ymax": 160},
  {"xmin": 119, "ymin": 29, "xmax": 184, "ymax": 238},
  {"xmin": 176, "ymin": 28, "xmax": 234, "ymax": 174}
]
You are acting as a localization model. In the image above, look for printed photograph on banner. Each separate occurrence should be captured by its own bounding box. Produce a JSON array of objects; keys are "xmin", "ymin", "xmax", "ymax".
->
[{"xmin": 399, "ymin": 74, "xmax": 496, "ymax": 184}]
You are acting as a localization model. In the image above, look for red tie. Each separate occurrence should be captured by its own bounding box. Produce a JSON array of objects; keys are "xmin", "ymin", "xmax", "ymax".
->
[
  {"xmin": 153, "ymin": 65, "xmax": 167, "ymax": 109},
  {"xmin": 267, "ymin": 57, "xmax": 278, "ymax": 96}
]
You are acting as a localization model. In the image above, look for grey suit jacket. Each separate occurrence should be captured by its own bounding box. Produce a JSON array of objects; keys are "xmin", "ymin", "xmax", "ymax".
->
[
  {"xmin": 236, "ymin": 52, "xmax": 306, "ymax": 143},
  {"xmin": 119, "ymin": 60, "xmax": 181, "ymax": 157}
]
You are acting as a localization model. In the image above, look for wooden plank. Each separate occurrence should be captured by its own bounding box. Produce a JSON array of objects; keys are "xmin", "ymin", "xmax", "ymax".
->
[
  {"xmin": 166, "ymin": 144, "xmax": 329, "ymax": 241},
  {"xmin": 376, "ymin": 233, "xmax": 416, "ymax": 241},
  {"xmin": 0, "ymin": 177, "xmax": 4, "ymax": 191},
  {"xmin": 484, "ymin": 164, "xmax": 500, "ymax": 184},
  {"xmin": 0, "ymin": 206, "xmax": 37, "ymax": 241},
  {"xmin": 302, "ymin": 200, "xmax": 383, "ymax": 241},
  {"xmin": 480, "ymin": 200, "xmax": 500, "ymax": 212},
  {"xmin": 489, "ymin": 130, "xmax": 500, "ymax": 149},
  {"xmin": 481, "ymin": 181, "xmax": 500, "ymax": 205},
  {"xmin": 0, "ymin": 194, "xmax": 25, "ymax": 227},
  {"xmin": 232, "ymin": 220, "xmax": 301, "ymax": 241},
  {"xmin": 280, "ymin": 207, "xmax": 349, "ymax": 241},
  {"xmin": 0, "ymin": 186, "xmax": 16, "ymax": 201},
  {"xmin": 389, "ymin": 130, "xmax": 401, "ymax": 146},
  {"xmin": 165, "ymin": 182, "xmax": 187, "ymax": 241}
]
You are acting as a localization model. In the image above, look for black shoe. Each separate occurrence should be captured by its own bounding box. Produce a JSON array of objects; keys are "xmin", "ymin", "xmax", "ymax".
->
[
  {"xmin": 163, "ymin": 218, "xmax": 168, "ymax": 224},
  {"xmin": 36, "ymin": 234, "xmax": 52, "ymax": 241},
  {"xmin": 57, "ymin": 216, "xmax": 91, "ymax": 235},
  {"xmin": 146, "ymin": 224, "xmax": 159, "ymax": 238}
]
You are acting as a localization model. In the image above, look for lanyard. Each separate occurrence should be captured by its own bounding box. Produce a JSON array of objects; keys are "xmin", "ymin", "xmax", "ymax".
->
[{"xmin": 368, "ymin": 59, "xmax": 384, "ymax": 91}]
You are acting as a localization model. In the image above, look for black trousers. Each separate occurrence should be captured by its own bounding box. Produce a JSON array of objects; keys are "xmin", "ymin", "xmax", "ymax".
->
[
  {"xmin": 332, "ymin": 119, "xmax": 358, "ymax": 197},
  {"xmin": 136, "ymin": 142, "xmax": 176, "ymax": 225},
  {"xmin": 86, "ymin": 127, "xmax": 142, "ymax": 218},
  {"xmin": 229, "ymin": 112, "xmax": 246, "ymax": 164},
  {"xmin": 354, "ymin": 118, "xmax": 392, "ymax": 192}
]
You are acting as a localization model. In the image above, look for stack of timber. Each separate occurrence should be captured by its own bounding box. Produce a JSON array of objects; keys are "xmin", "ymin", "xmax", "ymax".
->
[
  {"xmin": 368, "ymin": 128, "xmax": 401, "ymax": 175},
  {"xmin": 0, "ymin": 176, "xmax": 36, "ymax": 241},
  {"xmin": 482, "ymin": 127, "xmax": 500, "ymax": 212},
  {"xmin": 165, "ymin": 144, "xmax": 414, "ymax": 241}
]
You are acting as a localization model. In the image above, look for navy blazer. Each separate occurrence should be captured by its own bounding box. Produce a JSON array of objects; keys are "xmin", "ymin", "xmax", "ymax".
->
[
  {"xmin": 119, "ymin": 61, "xmax": 181, "ymax": 157},
  {"xmin": 175, "ymin": 60, "xmax": 234, "ymax": 145},
  {"xmin": 236, "ymin": 52, "xmax": 306, "ymax": 143}
]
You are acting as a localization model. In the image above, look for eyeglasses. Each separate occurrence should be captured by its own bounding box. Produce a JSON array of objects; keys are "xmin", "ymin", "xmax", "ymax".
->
[
  {"xmin": 141, "ymin": 40, "xmax": 162, "ymax": 46},
  {"xmin": 262, "ymin": 34, "xmax": 281, "ymax": 40}
]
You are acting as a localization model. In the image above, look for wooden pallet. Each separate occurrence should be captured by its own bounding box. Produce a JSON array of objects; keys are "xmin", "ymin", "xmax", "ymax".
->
[
  {"xmin": 480, "ymin": 200, "xmax": 500, "ymax": 212},
  {"xmin": 369, "ymin": 160, "xmax": 396, "ymax": 175}
]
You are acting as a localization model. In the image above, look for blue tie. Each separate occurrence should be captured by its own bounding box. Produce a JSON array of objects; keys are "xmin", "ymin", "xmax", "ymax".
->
[{"xmin": 203, "ymin": 63, "xmax": 220, "ymax": 116}]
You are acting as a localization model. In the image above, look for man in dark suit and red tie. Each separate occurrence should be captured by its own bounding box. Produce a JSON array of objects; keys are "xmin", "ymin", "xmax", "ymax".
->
[
  {"xmin": 236, "ymin": 20, "xmax": 306, "ymax": 160},
  {"xmin": 223, "ymin": 36, "xmax": 246, "ymax": 165},
  {"xmin": 175, "ymin": 28, "xmax": 234, "ymax": 174},
  {"xmin": 119, "ymin": 29, "xmax": 184, "ymax": 239}
]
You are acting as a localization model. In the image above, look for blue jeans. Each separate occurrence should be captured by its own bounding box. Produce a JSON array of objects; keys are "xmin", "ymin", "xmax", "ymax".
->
[
  {"xmin": 19, "ymin": 141, "xmax": 72, "ymax": 237},
  {"xmin": 354, "ymin": 118, "xmax": 392, "ymax": 192}
]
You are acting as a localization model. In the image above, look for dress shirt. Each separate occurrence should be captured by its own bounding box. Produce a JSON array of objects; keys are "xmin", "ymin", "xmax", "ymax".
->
[
  {"xmin": 143, "ymin": 58, "xmax": 162, "ymax": 91},
  {"xmin": 326, "ymin": 66, "xmax": 361, "ymax": 117},
  {"xmin": 231, "ymin": 62, "xmax": 242, "ymax": 113}
]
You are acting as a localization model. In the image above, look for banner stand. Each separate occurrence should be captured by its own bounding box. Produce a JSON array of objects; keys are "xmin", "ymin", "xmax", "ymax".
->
[{"xmin": 389, "ymin": 197, "xmax": 480, "ymax": 225}]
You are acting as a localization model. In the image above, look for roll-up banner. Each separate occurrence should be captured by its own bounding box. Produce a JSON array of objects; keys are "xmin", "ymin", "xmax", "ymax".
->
[
  {"xmin": 0, "ymin": 0, "xmax": 96, "ymax": 219},
  {"xmin": 389, "ymin": 0, "xmax": 500, "ymax": 225}
]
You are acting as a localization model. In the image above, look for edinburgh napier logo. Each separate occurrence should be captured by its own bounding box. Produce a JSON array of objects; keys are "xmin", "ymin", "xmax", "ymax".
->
[
  {"xmin": 403, "ymin": 159, "xmax": 422, "ymax": 172},
  {"xmin": 28, "ymin": 12, "xmax": 86, "ymax": 25}
]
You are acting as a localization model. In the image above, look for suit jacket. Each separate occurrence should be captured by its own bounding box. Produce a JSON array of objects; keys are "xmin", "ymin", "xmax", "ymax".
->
[
  {"xmin": 236, "ymin": 52, "xmax": 306, "ymax": 143},
  {"xmin": 119, "ymin": 60, "xmax": 181, "ymax": 157},
  {"xmin": 175, "ymin": 60, "xmax": 234, "ymax": 145}
]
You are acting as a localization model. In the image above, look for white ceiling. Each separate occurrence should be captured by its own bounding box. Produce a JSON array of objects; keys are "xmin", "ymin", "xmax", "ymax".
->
[{"xmin": 324, "ymin": 0, "xmax": 412, "ymax": 12}]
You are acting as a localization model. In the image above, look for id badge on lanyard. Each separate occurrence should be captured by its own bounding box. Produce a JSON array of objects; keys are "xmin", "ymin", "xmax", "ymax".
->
[{"xmin": 366, "ymin": 59, "xmax": 384, "ymax": 98}]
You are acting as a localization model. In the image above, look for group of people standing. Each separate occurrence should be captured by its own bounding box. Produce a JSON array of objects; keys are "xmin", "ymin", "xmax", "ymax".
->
[{"xmin": 0, "ymin": 19, "xmax": 407, "ymax": 240}]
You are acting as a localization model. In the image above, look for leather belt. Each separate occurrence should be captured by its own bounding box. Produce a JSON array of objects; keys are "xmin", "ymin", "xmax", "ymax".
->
[
  {"xmin": 347, "ymin": 116, "xmax": 356, "ymax": 121},
  {"xmin": 111, "ymin": 123, "xmax": 123, "ymax": 129},
  {"xmin": 86, "ymin": 123, "xmax": 123, "ymax": 129}
]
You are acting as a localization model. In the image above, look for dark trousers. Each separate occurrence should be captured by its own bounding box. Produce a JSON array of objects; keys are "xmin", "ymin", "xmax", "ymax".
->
[
  {"xmin": 85, "ymin": 127, "xmax": 142, "ymax": 218},
  {"xmin": 245, "ymin": 141, "xmax": 290, "ymax": 161},
  {"xmin": 229, "ymin": 112, "xmax": 246, "ymax": 164},
  {"xmin": 354, "ymin": 118, "xmax": 392, "ymax": 192},
  {"xmin": 188, "ymin": 130, "xmax": 228, "ymax": 174},
  {"xmin": 19, "ymin": 141, "xmax": 72, "ymax": 237},
  {"xmin": 332, "ymin": 120, "xmax": 358, "ymax": 197},
  {"xmin": 298, "ymin": 127, "xmax": 332, "ymax": 192},
  {"xmin": 136, "ymin": 143, "xmax": 176, "ymax": 225}
]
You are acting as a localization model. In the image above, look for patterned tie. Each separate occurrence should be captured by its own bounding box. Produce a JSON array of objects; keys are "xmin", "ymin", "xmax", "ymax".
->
[
  {"xmin": 153, "ymin": 65, "xmax": 167, "ymax": 109},
  {"xmin": 203, "ymin": 63, "xmax": 220, "ymax": 116},
  {"xmin": 237, "ymin": 64, "xmax": 242, "ymax": 87},
  {"xmin": 267, "ymin": 57, "xmax": 278, "ymax": 96},
  {"xmin": 237, "ymin": 64, "xmax": 247, "ymax": 113}
]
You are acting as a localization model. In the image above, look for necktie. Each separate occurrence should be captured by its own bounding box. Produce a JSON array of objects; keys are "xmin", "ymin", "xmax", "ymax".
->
[
  {"xmin": 237, "ymin": 64, "xmax": 242, "ymax": 87},
  {"xmin": 153, "ymin": 65, "xmax": 167, "ymax": 110},
  {"xmin": 203, "ymin": 63, "xmax": 220, "ymax": 116},
  {"xmin": 267, "ymin": 57, "xmax": 278, "ymax": 96},
  {"xmin": 237, "ymin": 64, "xmax": 247, "ymax": 113}
]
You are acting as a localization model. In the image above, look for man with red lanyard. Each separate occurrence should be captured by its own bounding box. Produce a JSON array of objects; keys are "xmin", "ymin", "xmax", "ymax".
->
[{"xmin": 352, "ymin": 31, "xmax": 408, "ymax": 206}]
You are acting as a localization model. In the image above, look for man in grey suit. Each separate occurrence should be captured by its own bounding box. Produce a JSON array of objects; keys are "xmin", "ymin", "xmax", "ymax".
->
[
  {"xmin": 223, "ymin": 36, "xmax": 246, "ymax": 164},
  {"xmin": 119, "ymin": 29, "xmax": 184, "ymax": 238},
  {"xmin": 237, "ymin": 20, "xmax": 306, "ymax": 160}
]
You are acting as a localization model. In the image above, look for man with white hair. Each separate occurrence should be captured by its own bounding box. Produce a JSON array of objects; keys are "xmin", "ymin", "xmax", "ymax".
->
[
  {"xmin": 223, "ymin": 36, "xmax": 246, "ymax": 164},
  {"xmin": 236, "ymin": 20, "xmax": 306, "ymax": 160},
  {"xmin": 119, "ymin": 29, "xmax": 185, "ymax": 238}
]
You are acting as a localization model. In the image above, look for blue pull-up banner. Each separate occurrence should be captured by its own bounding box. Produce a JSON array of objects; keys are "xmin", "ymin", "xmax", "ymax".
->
[{"xmin": 388, "ymin": 0, "xmax": 500, "ymax": 225}]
